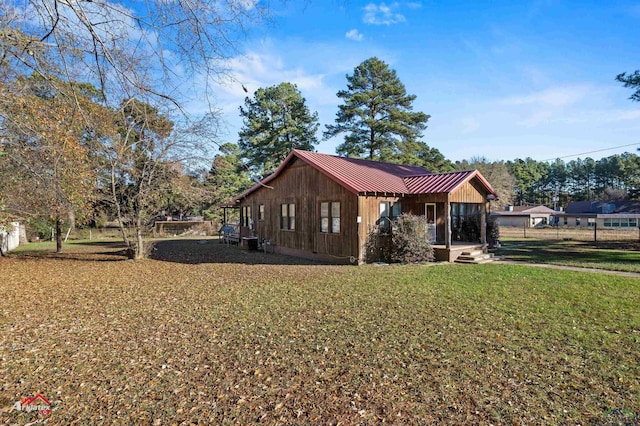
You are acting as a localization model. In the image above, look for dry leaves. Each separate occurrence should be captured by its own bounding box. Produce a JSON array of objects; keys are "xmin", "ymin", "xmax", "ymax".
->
[{"xmin": 0, "ymin": 239, "xmax": 638, "ymax": 424}]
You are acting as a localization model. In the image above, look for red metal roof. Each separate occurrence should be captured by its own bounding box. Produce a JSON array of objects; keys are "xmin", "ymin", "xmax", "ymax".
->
[
  {"xmin": 404, "ymin": 170, "xmax": 470, "ymax": 194},
  {"xmin": 294, "ymin": 150, "xmax": 429, "ymax": 194},
  {"xmin": 403, "ymin": 170, "xmax": 497, "ymax": 196},
  {"xmin": 236, "ymin": 150, "xmax": 498, "ymax": 200}
]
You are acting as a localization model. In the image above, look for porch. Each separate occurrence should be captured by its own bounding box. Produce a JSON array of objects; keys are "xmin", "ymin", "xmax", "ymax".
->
[{"xmin": 432, "ymin": 242, "xmax": 488, "ymax": 262}]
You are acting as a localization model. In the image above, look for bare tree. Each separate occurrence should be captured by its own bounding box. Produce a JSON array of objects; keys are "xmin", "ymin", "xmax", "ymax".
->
[
  {"xmin": 1, "ymin": 0, "xmax": 276, "ymax": 256},
  {"xmin": 102, "ymin": 101, "xmax": 215, "ymax": 259},
  {"xmin": 1, "ymin": 0, "xmax": 272, "ymax": 108}
]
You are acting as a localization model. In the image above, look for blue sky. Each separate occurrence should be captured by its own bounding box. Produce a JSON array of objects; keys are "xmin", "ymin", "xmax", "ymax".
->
[{"xmin": 199, "ymin": 0, "xmax": 640, "ymax": 162}]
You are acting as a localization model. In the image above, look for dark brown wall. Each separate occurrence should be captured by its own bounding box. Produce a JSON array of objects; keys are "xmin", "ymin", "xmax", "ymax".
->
[
  {"xmin": 240, "ymin": 167, "xmax": 494, "ymax": 262},
  {"xmin": 238, "ymin": 159, "xmax": 359, "ymax": 260},
  {"xmin": 356, "ymin": 195, "xmax": 401, "ymax": 259}
]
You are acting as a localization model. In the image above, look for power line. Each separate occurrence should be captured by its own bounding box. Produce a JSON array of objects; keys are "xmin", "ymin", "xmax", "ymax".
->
[{"xmin": 541, "ymin": 142, "xmax": 639, "ymax": 162}]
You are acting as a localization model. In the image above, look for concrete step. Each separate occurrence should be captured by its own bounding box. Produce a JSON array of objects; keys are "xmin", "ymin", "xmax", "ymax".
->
[
  {"xmin": 455, "ymin": 251, "xmax": 496, "ymax": 265},
  {"xmin": 455, "ymin": 258, "xmax": 495, "ymax": 265},
  {"xmin": 461, "ymin": 250, "xmax": 484, "ymax": 257}
]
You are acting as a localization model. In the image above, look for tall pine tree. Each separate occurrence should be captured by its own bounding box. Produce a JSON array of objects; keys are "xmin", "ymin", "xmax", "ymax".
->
[
  {"xmin": 324, "ymin": 57, "xmax": 430, "ymax": 161},
  {"xmin": 616, "ymin": 70, "xmax": 640, "ymax": 102},
  {"xmin": 238, "ymin": 82, "xmax": 319, "ymax": 177}
]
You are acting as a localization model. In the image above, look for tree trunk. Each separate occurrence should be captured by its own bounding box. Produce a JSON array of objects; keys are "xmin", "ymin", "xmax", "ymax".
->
[
  {"xmin": 135, "ymin": 215, "xmax": 145, "ymax": 260},
  {"xmin": 110, "ymin": 163, "xmax": 134, "ymax": 258},
  {"xmin": 56, "ymin": 216, "xmax": 63, "ymax": 253}
]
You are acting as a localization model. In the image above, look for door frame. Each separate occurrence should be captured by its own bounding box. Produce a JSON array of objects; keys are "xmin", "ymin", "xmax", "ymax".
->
[{"xmin": 425, "ymin": 203, "xmax": 437, "ymax": 243}]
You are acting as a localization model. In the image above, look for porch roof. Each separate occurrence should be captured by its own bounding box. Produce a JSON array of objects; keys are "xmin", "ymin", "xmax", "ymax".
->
[{"xmin": 403, "ymin": 170, "xmax": 497, "ymax": 196}]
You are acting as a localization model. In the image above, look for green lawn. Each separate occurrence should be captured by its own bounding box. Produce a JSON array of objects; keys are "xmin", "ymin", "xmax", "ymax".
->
[
  {"xmin": 1, "ymin": 240, "xmax": 638, "ymax": 424},
  {"xmin": 496, "ymin": 239, "xmax": 640, "ymax": 273}
]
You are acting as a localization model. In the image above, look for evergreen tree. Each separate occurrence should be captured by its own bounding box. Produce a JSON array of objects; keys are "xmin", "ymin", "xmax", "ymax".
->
[
  {"xmin": 203, "ymin": 143, "xmax": 252, "ymax": 225},
  {"xmin": 394, "ymin": 140, "xmax": 455, "ymax": 172},
  {"xmin": 324, "ymin": 57, "xmax": 430, "ymax": 160},
  {"xmin": 238, "ymin": 82, "xmax": 319, "ymax": 177},
  {"xmin": 616, "ymin": 70, "xmax": 640, "ymax": 102}
]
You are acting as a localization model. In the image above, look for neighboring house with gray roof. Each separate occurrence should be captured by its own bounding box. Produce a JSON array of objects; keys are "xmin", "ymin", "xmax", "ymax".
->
[
  {"xmin": 563, "ymin": 201, "xmax": 640, "ymax": 228},
  {"xmin": 234, "ymin": 150, "xmax": 498, "ymax": 263}
]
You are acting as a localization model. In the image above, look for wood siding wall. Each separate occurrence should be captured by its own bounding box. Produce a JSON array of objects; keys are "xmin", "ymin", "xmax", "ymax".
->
[
  {"xmin": 356, "ymin": 195, "xmax": 401, "ymax": 260},
  {"xmin": 238, "ymin": 159, "xmax": 359, "ymax": 261},
  {"xmin": 449, "ymin": 180, "xmax": 487, "ymax": 203}
]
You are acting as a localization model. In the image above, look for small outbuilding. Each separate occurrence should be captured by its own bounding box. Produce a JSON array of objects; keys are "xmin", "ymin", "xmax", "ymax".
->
[{"xmin": 234, "ymin": 150, "xmax": 498, "ymax": 263}]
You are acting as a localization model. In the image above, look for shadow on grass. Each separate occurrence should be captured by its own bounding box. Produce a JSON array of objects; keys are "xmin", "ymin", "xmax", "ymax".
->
[
  {"xmin": 150, "ymin": 239, "xmax": 329, "ymax": 265},
  {"xmin": 9, "ymin": 238, "xmax": 330, "ymax": 265}
]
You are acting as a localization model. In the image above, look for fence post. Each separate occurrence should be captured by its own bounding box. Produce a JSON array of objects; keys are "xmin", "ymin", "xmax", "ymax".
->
[{"xmin": 593, "ymin": 222, "xmax": 597, "ymax": 243}]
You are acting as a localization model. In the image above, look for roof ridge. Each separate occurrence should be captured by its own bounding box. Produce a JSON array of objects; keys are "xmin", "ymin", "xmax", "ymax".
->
[{"xmin": 294, "ymin": 149, "xmax": 432, "ymax": 171}]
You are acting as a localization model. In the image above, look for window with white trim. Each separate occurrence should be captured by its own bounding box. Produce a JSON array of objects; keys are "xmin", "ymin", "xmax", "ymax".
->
[
  {"xmin": 604, "ymin": 217, "xmax": 638, "ymax": 228},
  {"xmin": 242, "ymin": 206, "xmax": 251, "ymax": 228},
  {"xmin": 280, "ymin": 203, "xmax": 295, "ymax": 230},
  {"xmin": 320, "ymin": 202, "xmax": 340, "ymax": 234}
]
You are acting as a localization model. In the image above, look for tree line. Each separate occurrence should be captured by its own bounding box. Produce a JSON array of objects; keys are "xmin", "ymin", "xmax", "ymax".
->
[{"xmin": 210, "ymin": 57, "xmax": 640, "ymax": 214}]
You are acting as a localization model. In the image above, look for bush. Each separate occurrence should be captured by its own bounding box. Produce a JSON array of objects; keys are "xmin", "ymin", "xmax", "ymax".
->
[
  {"xmin": 390, "ymin": 214, "xmax": 434, "ymax": 263},
  {"xmin": 364, "ymin": 226, "xmax": 392, "ymax": 263},
  {"xmin": 27, "ymin": 217, "xmax": 57, "ymax": 240},
  {"xmin": 365, "ymin": 213, "xmax": 434, "ymax": 264}
]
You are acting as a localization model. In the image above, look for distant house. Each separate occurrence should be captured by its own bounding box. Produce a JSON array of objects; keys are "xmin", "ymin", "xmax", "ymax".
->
[
  {"xmin": 491, "ymin": 205, "xmax": 560, "ymax": 228},
  {"xmin": 563, "ymin": 200, "xmax": 640, "ymax": 228},
  {"xmin": 234, "ymin": 150, "xmax": 498, "ymax": 263}
]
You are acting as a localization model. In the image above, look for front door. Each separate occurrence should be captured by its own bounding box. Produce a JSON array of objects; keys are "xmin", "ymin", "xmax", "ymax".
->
[{"xmin": 425, "ymin": 203, "xmax": 437, "ymax": 243}]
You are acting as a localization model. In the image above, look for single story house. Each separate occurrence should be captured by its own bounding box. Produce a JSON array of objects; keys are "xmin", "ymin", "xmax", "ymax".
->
[
  {"xmin": 563, "ymin": 200, "xmax": 640, "ymax": 228},
  {"xmin": 491, "ymin": 205, "xmax": 560, "ymax": 227},
  {"xmin": 234, "ymin": 150, "xmax": 498, "ymax": 263}
]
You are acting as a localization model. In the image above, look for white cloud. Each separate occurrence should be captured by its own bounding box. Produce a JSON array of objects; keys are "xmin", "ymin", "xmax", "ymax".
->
[
  {"xmin": 220, "ymin": 52, "xmax": 326, "ymax": 103},
  {"xmin": 495, "ymin": 85, "xmax": 594, "ymax": 126},
  {"xmin": 183, "ymin": 48, "xmax": 337, "ymax": 143},
  {"xmin": 182, "ymin": 37, "xmax": 396, "ymax": 152},
  {"xmin": 345, "ymin": 29, "xmax": 364, "ymax": 41},
  {"xmin": 501, "ymin": 86, "xmax": 591, "ymax": 108},
  {"xmin": 616, "ymin": 110, "xmax": 640, "ymax": 121},
  {"xmin": 407, "ymin": 2, "xmax": 423, "ymax": 9},
  {"xmin": 363, "ymin": 2, "xmax": 406, "ymax": 25},
  {"xmin": 231, "ymin": 0, "xmax": 258, "ymax": 10}
]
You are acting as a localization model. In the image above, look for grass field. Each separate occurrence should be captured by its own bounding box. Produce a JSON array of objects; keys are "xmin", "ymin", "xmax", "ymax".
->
[
  {"xmin": 1, "ymin": 240, "xmax": 639, "ymax": 424},
  {"xmin": 496, "ymin": 238, "xmax": 640, "ymax": 273}
]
